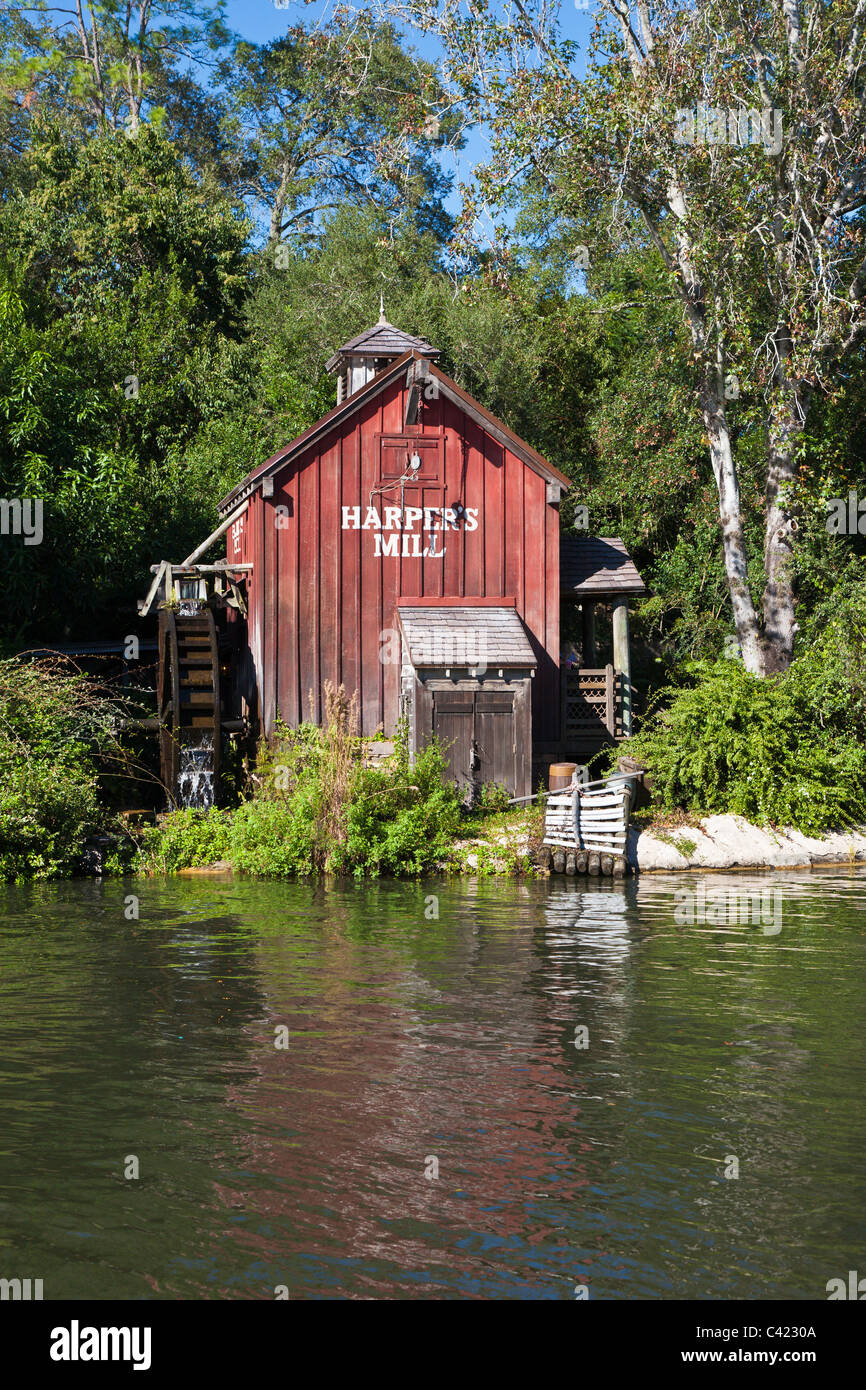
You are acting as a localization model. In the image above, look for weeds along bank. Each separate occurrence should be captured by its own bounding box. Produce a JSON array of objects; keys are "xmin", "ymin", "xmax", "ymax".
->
[
  {"xmin": 0, "ymin": 656, "xmax": 139, "ymax": 881},
  {"xmin": 133, "ymin": 785, "xmax": 538, "ymax": 879},
  {"xmin": 135, "ymin": 715, "xmax": 469, "ymax": 880},
  {"xmin": 0, "ymin": 658, "xmax": 535, "ymax": 882},
  {"xmin": 134, "ymin": 687, "xmax": 538, "ymax": 879}
]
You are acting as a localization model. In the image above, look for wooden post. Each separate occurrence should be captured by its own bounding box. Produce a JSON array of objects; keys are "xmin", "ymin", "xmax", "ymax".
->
[
  {"xmin": 582, "ymin": 602, "xmax": 596, "ymax": 666},
  {"xmin": 612, "ymin": 598, "xmax": 632, "ymax": 737},
  {"xmin": 605, "ymin": 663, "xmax": 614, "ymax": 736},
  {"xmin": 181, "ymin": 498, "xmax": 248, "ymax": 568},
  {"xmin": 560, "ymin": 665, "xmax": 568, "ymax": 751},
  {"xmin": 138, "ymin": 559, "xmax": 167, "ymax": 617}
]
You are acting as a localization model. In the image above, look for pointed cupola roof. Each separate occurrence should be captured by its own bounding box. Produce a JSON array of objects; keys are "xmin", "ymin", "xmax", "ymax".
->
[{"xmin": 325, "ymin": 301, "xmax": 439, "ymax": 374}]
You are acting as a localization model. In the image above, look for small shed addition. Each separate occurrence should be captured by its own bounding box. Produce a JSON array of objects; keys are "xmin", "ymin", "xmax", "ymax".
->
[{"xmin": 399, "ymin": 600, "xmax": 535, "ymax": 798}]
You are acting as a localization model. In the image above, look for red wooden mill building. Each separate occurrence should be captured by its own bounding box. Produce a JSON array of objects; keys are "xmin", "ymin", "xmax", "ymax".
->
[{"xmin": 143, "ymin": 315, "xmax": 645, "ymax": 801}]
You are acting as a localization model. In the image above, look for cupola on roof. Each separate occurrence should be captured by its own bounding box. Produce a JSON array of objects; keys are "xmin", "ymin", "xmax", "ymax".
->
[
  {"xmin": 324, "ymin": 318, "xmax": 439, "ymax": 368},
  {"xmin": 325, "ymin": 300, "xmax": 439, "ymax": 379}
]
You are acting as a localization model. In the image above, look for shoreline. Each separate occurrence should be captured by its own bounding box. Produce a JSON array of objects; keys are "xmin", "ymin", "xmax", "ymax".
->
[
  {"xmin": 152, "ymin": 812, "xmax": 866, "ymax": 880},
  {"xmin": 628, "ymin": 814, "xmax": 866, "ymax": 874}
]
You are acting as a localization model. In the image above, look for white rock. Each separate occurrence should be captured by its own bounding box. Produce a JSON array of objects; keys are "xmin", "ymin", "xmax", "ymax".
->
[{"xmin": 630, "ymin": 814, "xmax": 866, "ymax": 871}]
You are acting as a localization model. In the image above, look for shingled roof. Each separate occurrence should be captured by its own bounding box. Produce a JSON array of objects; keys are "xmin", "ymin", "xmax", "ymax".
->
[
  {"xmin": 398, "ymin": 604, "xmax": 536, "ymax": 669},
  {"xmin": 324, "ymin": 317, "xmax": 439, "ymax": 372},
  {"xmin": 560, "ymin": 536, "xmax": 645, "ymax": 596}
]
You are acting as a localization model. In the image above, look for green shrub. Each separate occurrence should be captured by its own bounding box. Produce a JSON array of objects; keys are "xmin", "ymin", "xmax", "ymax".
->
[
  {"xmin": 0, "ymin": 656, "xmax": 125, "ymax": 880},
  {"xmin": 134, "ymin": 807, "xmax": 232, "ymax": 874},
  {"xmin": 617, "ymin": 644, "xmax": 866, "ymax": 835},
  {"xmin": 339, "ymin": 742, "xmax": 462, "ymax": 876},
  {"xmin": 0, "ymin": 754, "xmax": 101, "ymax": 881},
  {"xmin": 229, "ymin": 721, "xmax": 461, "ymax": 878},
  {"xmin": 135, "ymin": 684, "xmax": 463, "ymax": 878},
  {"xmin": 474, "ymin": 781, "xmax": 511, "ymax": 814},
  {"xmin": 228, "ymin": 795, "xmax": 321, "ymax": 876}
]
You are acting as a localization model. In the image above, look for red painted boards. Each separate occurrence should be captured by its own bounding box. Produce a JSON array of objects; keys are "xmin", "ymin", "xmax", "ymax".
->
[{"xmin": 236, "ymin": 373, "xmax": 560, "ymax": 742}]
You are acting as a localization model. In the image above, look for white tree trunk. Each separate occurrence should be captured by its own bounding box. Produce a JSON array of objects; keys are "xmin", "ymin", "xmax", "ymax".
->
[
  {"xmin": 763, "ymin": 394, "xmax": 807, "ymax": 672},
  {"xmin": 269, "ymin": 162, "xmax": 292, "ymax": 245},
  {"xmin": 700, "ymin": 388, "xmax": 766, "ymax": 673}
]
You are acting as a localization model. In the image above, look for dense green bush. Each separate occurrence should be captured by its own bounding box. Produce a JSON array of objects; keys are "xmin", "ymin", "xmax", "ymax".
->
[
  {"xmin": 617, "ymin": 596, "xmax": 866, "ymax": 836},
  {"xmin": 0, "ymin": 657, "xmax": 118, "ymax": 880},
  {"xmin": 134, "ymin": 807, "xmax": 232, "ymax": 875},
  {"xmin": 339, "ymin": 745, "xmax": 463, "ymax": 875}
]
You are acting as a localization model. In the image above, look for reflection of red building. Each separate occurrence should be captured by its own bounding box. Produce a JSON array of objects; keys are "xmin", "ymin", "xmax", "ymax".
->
[{"xmin": 212, "ymin": 887, "xmax": 636, "ymax": 1298}]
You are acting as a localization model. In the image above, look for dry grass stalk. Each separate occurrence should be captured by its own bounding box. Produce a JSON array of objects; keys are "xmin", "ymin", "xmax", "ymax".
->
[{"xmin": 319, "ymin": 681, "xmax": 359, "ymax": 852}]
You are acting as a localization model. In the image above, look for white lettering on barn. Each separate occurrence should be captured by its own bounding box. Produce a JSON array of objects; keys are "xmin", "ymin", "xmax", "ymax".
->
[{"xmin": 341, "ymin": 505, "xmax": 478, "ymax": 559}]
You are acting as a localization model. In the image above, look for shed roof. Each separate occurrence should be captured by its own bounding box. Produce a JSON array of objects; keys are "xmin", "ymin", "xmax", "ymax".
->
[
  {"xmin": 560, "ymin": 536, "xmax": 646, "ymax": 596},
  {"xmin": 397, "ymin": 604, "xmax": 536, "ymax": 669}
]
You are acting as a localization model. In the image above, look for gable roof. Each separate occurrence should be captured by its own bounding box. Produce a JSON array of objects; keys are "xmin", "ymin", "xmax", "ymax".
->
[
  {"xmin": 218, "ymin": 353, "xmax": 413, "ymax": 514},
  {"xmin": 218, "ymin": 351, "xmax": 570, "ymax": 515},
  {"xmin": 560, "ymin": 536, "xmax": 646, "ymax": 596},
  {"xmin": 414, "ymin": 358, "xmax": 570, "ymax": 489}
]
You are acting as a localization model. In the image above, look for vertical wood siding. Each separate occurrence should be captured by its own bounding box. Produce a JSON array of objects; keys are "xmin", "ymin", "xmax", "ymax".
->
[{"xmin": 234, "ymin": 374, "xmax": 560, "ymax": 743}]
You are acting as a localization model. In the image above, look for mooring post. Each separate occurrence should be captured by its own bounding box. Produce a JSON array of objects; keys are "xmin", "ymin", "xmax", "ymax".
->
[{"xmin": 582, "ymin": 602, "xmax": 596, "ymax": 666}]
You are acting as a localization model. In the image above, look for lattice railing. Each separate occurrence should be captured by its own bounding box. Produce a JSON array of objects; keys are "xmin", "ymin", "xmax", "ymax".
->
[{"xmin": 561, "ymin": 665, "xmax": 624, "ymax": 747}]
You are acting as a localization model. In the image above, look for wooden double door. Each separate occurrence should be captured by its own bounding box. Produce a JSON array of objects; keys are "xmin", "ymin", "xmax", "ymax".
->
[{"xmin": 427, "ymin": 682, "xmax": 531, "ymax": 801}]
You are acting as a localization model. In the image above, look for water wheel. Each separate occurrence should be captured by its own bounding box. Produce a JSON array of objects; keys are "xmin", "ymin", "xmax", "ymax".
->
[{"xmin": 157, "ymin": 608, "xmax": 221, "ymax": 800}]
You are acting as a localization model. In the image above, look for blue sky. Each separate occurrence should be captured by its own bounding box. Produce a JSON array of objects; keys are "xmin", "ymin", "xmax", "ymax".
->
[
  {"xmin": 34, "ymin": 0, "xmax": 595, "ymax": 233},
  {"xmin": 223, "ymin": 0, "xmax": 594, "ymax": 46}
]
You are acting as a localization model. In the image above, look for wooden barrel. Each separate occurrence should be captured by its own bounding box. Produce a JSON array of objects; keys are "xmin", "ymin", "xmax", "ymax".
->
[{"xmin": 549, "ymin": 762, "xmax": 578, "ymax": 792}]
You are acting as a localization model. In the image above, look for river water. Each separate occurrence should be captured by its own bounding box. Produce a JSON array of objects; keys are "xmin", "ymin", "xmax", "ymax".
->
[{"xmin": 0, "ymin": 871, "xmax": 864, "ymax": 1300}]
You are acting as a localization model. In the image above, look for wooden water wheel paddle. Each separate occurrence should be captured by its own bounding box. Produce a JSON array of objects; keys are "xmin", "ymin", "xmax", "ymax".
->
[{"xmin": 157, "ymin": 608, "xmax": 221, "ymax": 800}]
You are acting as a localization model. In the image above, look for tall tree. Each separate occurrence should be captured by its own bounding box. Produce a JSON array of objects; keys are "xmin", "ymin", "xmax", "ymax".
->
[
  {"xmin": 0, "ymin": 124, "xmax": 250, "ymax": 640},
  {"xmin": 389, "ymin": 0, "xmax": 866, "ymax": 673},
  {"xmin": 221, "ymin": 16, "xmax": 460, "ymax": 247},
  {"xmin": 0, "ymin": 0, "xmax": 227, "ymax": 137}
]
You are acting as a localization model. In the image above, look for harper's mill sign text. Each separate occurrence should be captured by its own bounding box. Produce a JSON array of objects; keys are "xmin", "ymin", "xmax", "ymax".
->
[{"xmin": 341, "ymin": 505, "xmax": 479, "ymax": 558}]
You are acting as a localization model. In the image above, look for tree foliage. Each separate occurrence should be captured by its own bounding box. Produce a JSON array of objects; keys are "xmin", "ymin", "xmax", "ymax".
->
[
  {"xmin": 389, "ymin": 0, "xmax": 866, "ymax": 674},
  {"xmin": 221, "ymin": 18, "xmax": 458, "ymax": 245}
]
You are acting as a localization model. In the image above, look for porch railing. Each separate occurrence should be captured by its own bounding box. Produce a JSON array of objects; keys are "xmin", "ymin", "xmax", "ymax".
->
[{"xmin": 561, "ymin": 665, "xmax": 624, "ymax": 749}]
